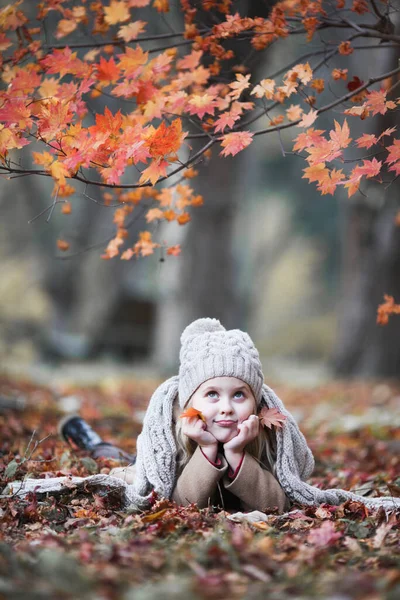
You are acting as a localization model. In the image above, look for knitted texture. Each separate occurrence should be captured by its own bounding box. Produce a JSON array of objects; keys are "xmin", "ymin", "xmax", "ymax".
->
[
  {"xmin": 178, "ymin": 318, "xmax": 264, "ymax": 407},
  {"xmin": 6, "ymin": 378, "xmax": 400, "ymax": 513}
]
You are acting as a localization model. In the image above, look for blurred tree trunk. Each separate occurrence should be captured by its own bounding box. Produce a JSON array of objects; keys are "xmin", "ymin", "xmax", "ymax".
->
[
  {"xmin": 180, "ymin": 0, "xmax": 276, "ymax": 330},
  {"xmin": 333, "ymin": 43, "xmax": 400, "ymax": 377}
]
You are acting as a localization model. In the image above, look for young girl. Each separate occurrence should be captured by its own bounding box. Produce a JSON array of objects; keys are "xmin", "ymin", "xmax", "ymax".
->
[{"xmin": 8, "ymin": 318, "xmax": 400, "ymax": 514}]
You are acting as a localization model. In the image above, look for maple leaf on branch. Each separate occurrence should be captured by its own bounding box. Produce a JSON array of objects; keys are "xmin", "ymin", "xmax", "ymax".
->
[
  {"xmin": 220, "ymin": 131, "xmax": 254, "ymax": 157},
  {"xmin": 377, "ymin": 295, "xmax": 400, "ymax": 326}
]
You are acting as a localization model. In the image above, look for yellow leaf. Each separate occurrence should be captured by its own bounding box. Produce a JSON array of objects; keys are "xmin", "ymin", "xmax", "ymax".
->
[
  {"xmin": 104, "ymin": 1, "xmax": 130, "ymax": 25},
  {"xmin": 50, "ymin": 161, "xmax": 70, "ymax": 186}
]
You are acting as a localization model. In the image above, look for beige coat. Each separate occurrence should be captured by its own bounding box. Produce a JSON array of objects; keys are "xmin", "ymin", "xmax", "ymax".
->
[{"xmin": 172, "ymin": 446, "xmax": 290, "ymax": 513}]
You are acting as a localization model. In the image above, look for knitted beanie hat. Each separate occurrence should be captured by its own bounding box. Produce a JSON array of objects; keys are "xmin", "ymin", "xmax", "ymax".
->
[{"xmin": 178, "ymin": 318, "xmax": 264, "ymax": 408}]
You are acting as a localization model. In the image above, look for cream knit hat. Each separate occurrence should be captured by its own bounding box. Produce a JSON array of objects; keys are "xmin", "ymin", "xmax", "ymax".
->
[{"xmin": 178, "ymin": 318, "xmax": 264, "ymax": 408}]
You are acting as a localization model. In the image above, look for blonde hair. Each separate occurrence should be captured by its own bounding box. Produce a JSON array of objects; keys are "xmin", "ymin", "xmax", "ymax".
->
[{"xmin": 173, "ymin": 394, "xmax": 277, "ymax": 477}]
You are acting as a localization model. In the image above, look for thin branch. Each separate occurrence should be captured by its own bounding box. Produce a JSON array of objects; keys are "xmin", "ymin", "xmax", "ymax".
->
[
  {"xmin": 43, "ymin": 28, "xmax": 209, "ymax": 51},
  {"xmin": 370, "ymin": 0, "xmax": 384, "ymax": 19}
]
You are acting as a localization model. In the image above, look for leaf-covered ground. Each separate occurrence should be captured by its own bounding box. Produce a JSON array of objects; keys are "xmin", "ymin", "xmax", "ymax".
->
[{"xmin": 0, "ymin": 375, "xmax": 399, "ymax": 600}]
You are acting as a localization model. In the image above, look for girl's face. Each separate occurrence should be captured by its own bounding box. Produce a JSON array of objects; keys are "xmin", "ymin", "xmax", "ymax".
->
[{"xmin": 190, "ymin": 377, "xmax": 256, "ymax": 444}]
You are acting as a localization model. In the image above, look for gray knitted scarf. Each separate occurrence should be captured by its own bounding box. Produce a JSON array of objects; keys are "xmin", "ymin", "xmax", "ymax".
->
[{"xmin": 5, "ymin": 376, "xmax": 400, "ymax": 513}]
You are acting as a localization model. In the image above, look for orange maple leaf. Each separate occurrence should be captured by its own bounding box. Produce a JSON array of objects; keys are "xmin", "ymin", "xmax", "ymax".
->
[
  {"xmin": 117, "ymin": 20, "xmax": 146, "ymax": 42},
  {"xmin": 153, "ymin": 0, "xmax": 169, "ymax": 12},
  {"xmin": 146, "ymin": 208, "xmax": 164, "ymax": 222},
  {"xmin": 332, "ymin": 68, "xmax": 348, "ymax": 81},
  {"xmin": 179, "ymin": 407, "xmax": 206, "ymax": 422},
  {"xmin": 220, "ymin": 131, "xmax": 254, "ymax": 157},
  {"xmin": 329, "ymin": 119, "xmax": 352, "ymax": 149},
  {"xmin": 96, "ymin": 56, "xmax": 120, "ymax": 83},
  {"xmin": 229, "ymin": 73, "xmax": 251, "ymax": 100},
  {"xmin": 146, "ymin": 119, "xmax": 185, "ymax": 159},
  {"xmin": 338, "ymin": 41, "xmax": 353, "ymax": 55},
  {"xmin": 50, "ymin": 161, "xmax": 70, "ymax": 186},
  {"xmin": 55, "ymin": 18, "xmax": 77, "ymax": 39},
  {"xmin": 139, "ymin": 159, "xmax": 169, "ymax": 185},
  {"xmin": 187, "ymin": 93, "xmax": 216, "ymax": 119},
  {"xmin": 133, "ymin": 231, "xmax": 160, "ymax": 257},
  {"xmin": 365, "ymin": 90, "xmax": 397, "ymax": 116},
  {"xmin": 57, "ymin": 239, "xmax": 70, "ymax": 252},
  {"xmin": 117, "ymin": 45, "xmax": 148, "ymax": 74},
  {"xmin": 355, "ymin": 133, "xmax": 377, "ymax": 149},
  {"xmin": 167, "ymin": 245, "xmax": 181, "ymax": 256},
  {"xmin": 32, "ymin": 151, "xmax": 54, "ymax": 168},
  {"xmin": 286, "ymin": 105, "xmax": 303, "ymax": 122},
  {"xmin": 104, "ymin": 1, "xmax": 130, "ymax": 25},
  {"xmin": 377, "ymin": 295, "xmax": 400, "ymax": 326},
  {"xmin": 177, "ymin": 212, "xmax": 191, "ymax": 225},
  {"xmin": 258, "ymin": 407, "xmax": 287, "ymax": 429},
  {"xmin": 176, "ymin": 49, "xmax": 203, "ymax": 70},
  {"xmin": 251, "ymin": 78, "xmax": 275, "ymax": 100},
  {"xmin": 311, "ymin": 79, "xmax": 325, "ymax": 93}
]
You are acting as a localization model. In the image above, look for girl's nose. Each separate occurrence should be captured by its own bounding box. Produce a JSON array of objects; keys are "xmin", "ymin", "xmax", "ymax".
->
[{"xmin": 220, "ymin": 397, "xmax": 233, "ymax": 415}]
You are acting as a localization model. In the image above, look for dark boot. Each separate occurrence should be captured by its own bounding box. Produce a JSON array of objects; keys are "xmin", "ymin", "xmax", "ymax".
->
[{"xmin": 59, "ymin": 415, "xmax": 136, "ymax": 463}]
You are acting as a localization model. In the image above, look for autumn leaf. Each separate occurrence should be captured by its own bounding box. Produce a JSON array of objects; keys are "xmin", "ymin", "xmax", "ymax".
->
[
  {"xmin": 258, "ymin": 407, "xmax": 287, "ymax": 429},
  {"xmin": 32, "ymin": 151, "xmax": 54, "ymax": 168},
  {"xmin": 57, "ymin": 239, "xmax": 70, "ymax": 252},
  {"xmin": 179, "ymin": 407, "xmax": 206, "ymax": 422},
  {"xmin": 61, "ymin": 201, "xmax": 72, "ymax": 214},
  {"xmin": 50, "ymin": 161, "xmax": 70, "ymax": 186},
  {"xmin": 220, "ymin": 131, "xmax": 254, "ymax": 157},
  {"xmin": 146, "ymin": 119, "xmax": 186, "ymax": 159},
  {"xmin": 176, "ymin": 49, "xmax": 203, "ymax": 70},
  {"xmin": 332, "ymin": 68, "xmax": 348, "ymax": 81},
  {"xmin": 167, "ymin": 245, "xmax": 181, "ymax": 256},
  {"xmin": 117, "ymin": 21, "xmax": 146, "ymax": 42},
  {"xmin": 229, "ymin": 73, "xmax": 251, "ymax": 100},
  {"xmin": 297, "ymin": 109, "xmax": 318, "ymax": 128},
  {"xmin": 355, "ymin": 133, "xmax": 377, "ymax": 149},
  {"xmin": 311, "ymin": 79, "xmax": 324, "ymax": 93},
  {"xmin": 153, "ymin": 0, "xmax": 169, "ymax": 12},
  {"xmin": 133, "ymin": 230, "xmax": 160, "ymax": 256},
  {"xmin": 104, "ymin": 1, "xmax": 130, "ymax": 25},
  {"xmin": 385, "ymin": 139, "xmax": 400, "ymax": 176},
  {"xmin": 286, "ymin": 105, "xmax": 303, "ymax": 122},
  {"xmin": 377, "ymin": 294, "xmax": 400, "ymax": 325},
  {"xmin": 307, "ymin": 521, "xmax": 342, "ymax": 548},
  {"xmin": 251, "ymin": 78, "xmax": 275, "ymax": 99},
  {"xmin": 187, "ymin": 93, "xmax": 216, "ymax": 119},
  {"xmin": 146, "ymin": 208, "xmax": 164, "ymax": 222},
  {"xmin": 339, "ymin": 41, "xmax": 353, "ymax": 55},
  {"xmin": 365, "ymin": 89, "xmax": 397, "ymax": 116},
  {"xmin": 329, "ymin": 119, "xmax": 352, "ymax": 149},
  {"xmin": 96, "ymin": 56, "xmax": 120, "ymax": 83},
  {"xmin": 177, "ymin": 212, "xmax": 191, "ymax": 225},
  {"xmin": 139, "ymin": 159, "xmax": 169, "ymax": 185}
]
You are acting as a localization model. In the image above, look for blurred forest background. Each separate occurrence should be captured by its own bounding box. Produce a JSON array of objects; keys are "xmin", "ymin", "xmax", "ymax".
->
[{"xmin": 1, "ymin": 0, "xmax": 400, "ymax": 385}]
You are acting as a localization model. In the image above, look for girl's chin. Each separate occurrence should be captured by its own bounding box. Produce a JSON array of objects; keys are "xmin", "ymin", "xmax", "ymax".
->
[{"xmin": 210, "ymin": 430, "xmax": 237, "ymax": 443}]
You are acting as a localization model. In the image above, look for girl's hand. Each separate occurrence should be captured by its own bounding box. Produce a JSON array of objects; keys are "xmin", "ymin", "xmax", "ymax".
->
[
  {"xmin": 181, "ymin": 416, "xmax": 218, "ymax": 448},
  {"xmin": 224, "ymin": 414, "xmax": 259, "ymax": 454}
]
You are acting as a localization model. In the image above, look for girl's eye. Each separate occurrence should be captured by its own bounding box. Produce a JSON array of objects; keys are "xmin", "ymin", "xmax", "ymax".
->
[
  {"xmin": 206, "ymin": 391, "xmax": 218, "ymax": 398},
  {"xmin": 234, "ymin": 391, "xmax": 245, "ymax": 399}
]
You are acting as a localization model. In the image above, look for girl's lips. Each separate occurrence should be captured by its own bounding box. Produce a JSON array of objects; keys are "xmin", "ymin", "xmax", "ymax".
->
[{"xmin": 215, "ymin": 420, "xmax": 237, "ymax": 427}]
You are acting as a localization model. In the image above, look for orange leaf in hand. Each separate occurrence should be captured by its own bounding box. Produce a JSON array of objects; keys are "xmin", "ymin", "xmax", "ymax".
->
[
  {"xmin": 179, "ymin": 407, "xmax": 206, "ymax": 422},
  {"xmin": 258, "ymin": 407, "xmax": 287, "ymax": 429}
]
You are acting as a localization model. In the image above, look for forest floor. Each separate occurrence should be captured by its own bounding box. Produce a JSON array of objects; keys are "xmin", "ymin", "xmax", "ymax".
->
[{"xmin": 0, "ymin": 372, "xmax": 399, "ymax": 600}]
